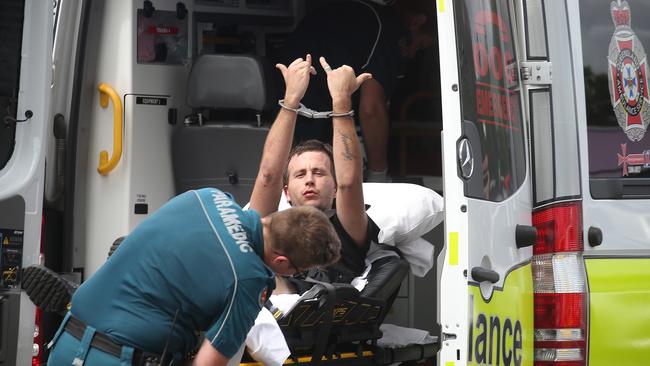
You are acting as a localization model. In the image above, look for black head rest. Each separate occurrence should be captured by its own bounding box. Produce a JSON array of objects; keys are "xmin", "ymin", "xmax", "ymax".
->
[{"xmin": 186, "ymin": 54, "xmax": 275, "ymax": 111}]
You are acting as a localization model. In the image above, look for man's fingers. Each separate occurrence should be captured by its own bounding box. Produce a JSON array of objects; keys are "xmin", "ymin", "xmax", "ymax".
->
[
  {"xmin": 289, "ymin": 57, "xmax": 304, "ymax": 67},
  {"xmin": 309, "ymin": 66, "xmax": 317, "ymax": 75},
  {"xmin": 356, "ymin": 73, "xmax": 373, "ymax": 85},
  {"xmin": 275, "ymin": 63, "xmax": 288, "ymax": 75},
  {"xmin": 293, "ymin": 54, "xmax": 313, "ymax": 72},
  {"xmin": 319, "ymin": 56, "xmax": 332, "ymax": 72}
]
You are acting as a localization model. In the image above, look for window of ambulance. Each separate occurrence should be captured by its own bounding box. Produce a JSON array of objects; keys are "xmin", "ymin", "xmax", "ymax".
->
[
  {"xmin": 454, "ymin": 0, "xmax": 526, "ymax": 202},
  {"xmin": 581, "ymin": 0, "xmax": 650, "ymax": 198},
  {"xmin": 0, "ymin": 0, "xmax": 26, "ymax": 171}
]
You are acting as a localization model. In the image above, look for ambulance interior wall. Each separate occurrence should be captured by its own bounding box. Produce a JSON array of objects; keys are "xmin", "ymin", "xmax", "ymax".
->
[{"xmin": 71, "ymin": 0, "xmax": 191, "ymax": 274}]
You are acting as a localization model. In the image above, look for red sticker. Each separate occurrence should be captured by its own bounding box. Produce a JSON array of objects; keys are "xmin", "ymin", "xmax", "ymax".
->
[{"xmin": 147, "ymin": 26, "xmax": 179, "ymax": 35}]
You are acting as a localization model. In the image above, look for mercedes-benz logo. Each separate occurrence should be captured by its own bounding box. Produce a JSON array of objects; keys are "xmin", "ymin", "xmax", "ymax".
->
[{"xmin": 458, "ymin": 138, "xmax": 474, "ymax": 179}]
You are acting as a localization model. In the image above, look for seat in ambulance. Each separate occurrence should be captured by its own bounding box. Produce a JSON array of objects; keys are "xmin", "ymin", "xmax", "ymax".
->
[{"xmin": 172, "ymin": 54, "xmax": 276, "ymax": 204}]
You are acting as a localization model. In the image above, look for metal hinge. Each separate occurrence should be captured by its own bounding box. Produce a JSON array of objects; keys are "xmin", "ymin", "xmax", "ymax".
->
[
  {"xmin": 442, "ymin": 332, "xmax": 457, "ymax": 341},
  {"xmin": 521, "ymin": 61, "xmax": 552, "ymax": 85}
]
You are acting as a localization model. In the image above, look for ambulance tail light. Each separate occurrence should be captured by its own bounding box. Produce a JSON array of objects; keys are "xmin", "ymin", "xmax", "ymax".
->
[
  {"xmin": 532, "ymin": 203, "xmax": 582, "ymax": 255},
  {"xmin": 532, "ymin": 201, "xmax": 587, "ymax": 366}
]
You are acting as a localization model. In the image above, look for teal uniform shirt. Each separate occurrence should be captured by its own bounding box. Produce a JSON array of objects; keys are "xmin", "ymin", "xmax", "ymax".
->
[{"xmin": 70, "ymin": 188, "xmax": 275, "ymax": 358}]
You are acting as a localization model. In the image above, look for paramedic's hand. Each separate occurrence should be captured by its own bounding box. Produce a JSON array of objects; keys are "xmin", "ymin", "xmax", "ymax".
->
[
  {"xmin": 320, "ymin": 57, "xmax": 372, "ymax": 105},
  {"xmin": 276, "ymin": 54, "xmax": 316, "ymax": 108}
]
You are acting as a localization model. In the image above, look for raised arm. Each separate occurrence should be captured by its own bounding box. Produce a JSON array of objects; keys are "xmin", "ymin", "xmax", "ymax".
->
[
  {"xmin": 249, "ymin": 55, "xmax": 315, "ymax": 217},
  {"xmin": 319, "ymin": 57, "xmax": 372, "ymax": 246}
]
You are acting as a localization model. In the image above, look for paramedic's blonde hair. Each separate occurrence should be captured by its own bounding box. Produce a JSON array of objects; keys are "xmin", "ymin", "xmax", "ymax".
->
[{"xmin": 268, "ymin": 206, "xmax": 341, "ymax": 269}]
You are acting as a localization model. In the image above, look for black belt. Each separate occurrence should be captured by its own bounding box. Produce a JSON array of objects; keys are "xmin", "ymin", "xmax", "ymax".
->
[{"xmin": 64, "ymin": 316, "xmax": 164, "ymax": 365}]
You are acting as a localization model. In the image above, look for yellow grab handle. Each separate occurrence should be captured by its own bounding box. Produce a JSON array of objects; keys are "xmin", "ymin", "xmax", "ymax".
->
[{"xmin": 97, "ymin": 83, "xmax": 123, "ymax": 175}]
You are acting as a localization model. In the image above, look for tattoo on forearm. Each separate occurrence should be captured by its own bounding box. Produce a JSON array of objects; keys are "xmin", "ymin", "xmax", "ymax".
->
[{"xmin": 337, "ymin": 130, "xmax": 355, "ymax": 161}]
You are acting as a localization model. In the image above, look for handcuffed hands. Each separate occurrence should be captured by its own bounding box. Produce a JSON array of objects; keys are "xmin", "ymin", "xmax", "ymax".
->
[{"xmin": 276, "ymin": 54, "xmax": 316, "ymax": 109}]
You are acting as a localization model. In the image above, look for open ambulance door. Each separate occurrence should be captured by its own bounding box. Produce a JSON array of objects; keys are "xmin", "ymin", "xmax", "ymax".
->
[
  {"xmin": 0, "ymin": 0, "xmax": 53, "ymax": 365},
  {"xmin": 437, "ymin": 1, "xmax": 535, "ymax": 365}
]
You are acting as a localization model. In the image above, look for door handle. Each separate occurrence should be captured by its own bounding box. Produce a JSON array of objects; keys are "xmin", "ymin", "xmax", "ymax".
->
[
  {"xmin": 471, "ymin": 267, "xmax": 500, "ymax": 283},
  {"xmin": 588, "ymin": 226, "xmax": 603, "ymax": 247},
  {"xmin": 97, "ymin": 83, "xmax": 123, "ymax": 176},
  {"xmin": 515, "ymin": 224, "xmax": 537, "ymax": 249}
]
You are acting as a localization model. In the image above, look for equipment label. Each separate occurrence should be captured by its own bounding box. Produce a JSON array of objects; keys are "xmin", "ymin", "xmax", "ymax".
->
[{"xmin": 136, "ymin": 96, "xmax": 167, "ymax": 106}]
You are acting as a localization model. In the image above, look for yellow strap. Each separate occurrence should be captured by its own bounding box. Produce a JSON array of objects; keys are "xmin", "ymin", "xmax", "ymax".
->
[{"xmin": 239, "ymin": 351, "xmax": 375, "ymax": 365}]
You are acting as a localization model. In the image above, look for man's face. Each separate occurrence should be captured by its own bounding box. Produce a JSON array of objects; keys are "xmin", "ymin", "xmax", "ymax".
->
[{"xmin": 284, "ymin": 151, "xmax": 336, "ymax": 212}]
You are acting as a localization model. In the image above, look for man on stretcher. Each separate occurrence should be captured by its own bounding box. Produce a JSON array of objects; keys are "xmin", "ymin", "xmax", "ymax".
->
[
  {"xmin": 249, "ymin": 54, "xmax": 377, "ymax": 295},
  {"xmin": 241, "ymin": 53, "xmax": 443, "ymax": 365}
]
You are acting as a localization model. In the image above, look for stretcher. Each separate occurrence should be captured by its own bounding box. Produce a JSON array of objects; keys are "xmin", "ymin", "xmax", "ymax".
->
[{"xmin": 240, "ymin": 254, "xmax": 440, "ymax": 366}]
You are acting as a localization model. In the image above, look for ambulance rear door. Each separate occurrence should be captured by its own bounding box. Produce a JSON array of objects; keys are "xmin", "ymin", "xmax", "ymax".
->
[
  {"xmin": 0, "ymin": 0, "xmax": 53, "ymax": 365},
  {"xmin": 437, "ymin": 1, "xmax": 535, "ymax": 365}
]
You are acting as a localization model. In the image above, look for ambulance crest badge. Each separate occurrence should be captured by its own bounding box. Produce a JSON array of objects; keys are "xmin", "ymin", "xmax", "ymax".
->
[{"xmin": 607, "ymin": 0, "xmax": 649, "ymax": 142}]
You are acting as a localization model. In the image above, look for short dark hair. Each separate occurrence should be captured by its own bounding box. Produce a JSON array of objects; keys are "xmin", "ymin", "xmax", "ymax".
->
[
  {"xmin": 283, "ymin": 139, "xmax": 337, "ymax": 186},
  {"xmin": 268, "ymin": 206, "xmax": 341, "ymax": 269}
]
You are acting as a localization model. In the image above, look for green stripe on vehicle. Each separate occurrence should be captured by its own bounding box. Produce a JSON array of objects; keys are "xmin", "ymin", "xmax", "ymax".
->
[{"xmin": 586, "ymin": 258, "xmax": 650, "ymax": 366}]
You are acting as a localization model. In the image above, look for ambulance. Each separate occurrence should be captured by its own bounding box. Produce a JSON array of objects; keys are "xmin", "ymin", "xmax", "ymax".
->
[{"xmin": 1, "ymin": 0, "xmax": 648, "ymax": 365}]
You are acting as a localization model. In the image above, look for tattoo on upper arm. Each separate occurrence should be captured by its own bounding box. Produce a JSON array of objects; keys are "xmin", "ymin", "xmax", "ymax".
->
[{"xmin": 337, "ymin": 130, "xmax": 355, "ymax": 161}]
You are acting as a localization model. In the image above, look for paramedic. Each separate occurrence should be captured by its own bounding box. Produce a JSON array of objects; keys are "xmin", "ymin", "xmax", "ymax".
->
[
  {"xmin": 251, "ymin": 54, "xmax": 376, "ymax": 290},
  {"xmin": 47, "ymin": 188, "xmax": 341, "ymax": 366},
  {"xmin": 278, "ymin": 0, "xmax": 435, "ymax": 182}
]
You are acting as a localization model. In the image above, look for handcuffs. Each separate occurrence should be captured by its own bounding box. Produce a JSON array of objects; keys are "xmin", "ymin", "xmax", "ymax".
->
[{"xmin": 278, "ymin": 100, "xmax": 355, "ymax": 119}]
